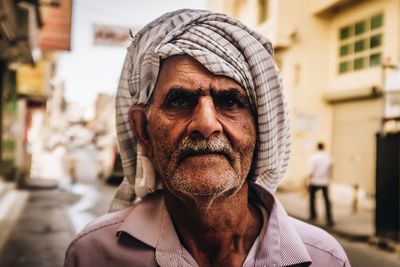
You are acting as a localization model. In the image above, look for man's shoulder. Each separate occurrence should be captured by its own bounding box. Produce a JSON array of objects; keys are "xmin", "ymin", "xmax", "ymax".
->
[
  {"xmin": 289, "ymin": 217, "xmax": 350, "ymax": 266},
  {"xmin": 98, "ymin": 207, "xmax": 134, "ymax": 224},
  {"xmin": 64, "ymin": 205, "xmax": 158, "ymax": 267},
  {"xmin": 82, "ymin": 207, "xmax": 132, "ymax": 234},
  {"xmin": 67, "ymin": 207, "xmax": 133, "ymax": 248}
]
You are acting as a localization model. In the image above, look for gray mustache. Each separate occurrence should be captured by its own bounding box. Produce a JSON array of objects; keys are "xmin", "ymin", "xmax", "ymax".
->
[{"xmin": 176, "ymin": 138, "xmax": 233, "ymax": 163}]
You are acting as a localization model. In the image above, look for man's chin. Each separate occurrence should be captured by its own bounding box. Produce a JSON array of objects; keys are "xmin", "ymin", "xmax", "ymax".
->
[
  {"xmin": 168, "ymin": 188, "xmax": 238, "ymax": 204},
  {"xmin": 164, "ymin": 175, "xmax": 243, "ymax": 202}
]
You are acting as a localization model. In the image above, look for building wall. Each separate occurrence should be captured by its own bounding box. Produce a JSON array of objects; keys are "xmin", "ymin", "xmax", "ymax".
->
[
  {"xmin": 273, "ymin": 0, "xmax": 333, "ymax": 189},
  {"xmin": 325, "ymin": 0, "xmax": 399, "ymax": 194},
  {"xmin": 209, "ymin": 0, "xmax": 271, "ymax": 30}
]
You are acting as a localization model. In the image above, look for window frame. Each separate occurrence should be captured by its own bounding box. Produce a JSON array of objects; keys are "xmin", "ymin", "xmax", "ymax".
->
[{"xmin": 337, "ymin": 13, "xmax": 384, "ymax": 75}]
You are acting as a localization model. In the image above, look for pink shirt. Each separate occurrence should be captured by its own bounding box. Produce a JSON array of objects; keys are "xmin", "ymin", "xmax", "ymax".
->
[{"xmin": 64, "ymin": 184, "xmax": 350, "ymax": 267}]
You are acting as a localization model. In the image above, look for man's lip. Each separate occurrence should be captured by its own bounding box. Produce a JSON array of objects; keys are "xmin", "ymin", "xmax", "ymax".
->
[{"xmin": 177, "ymin": 151, "xmax": 229, "ymax": 164}]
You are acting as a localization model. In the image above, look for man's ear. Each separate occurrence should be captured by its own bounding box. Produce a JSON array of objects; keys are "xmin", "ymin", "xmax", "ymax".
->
[{"xmin": 128, "ymin": 105, "xmax": 152, "ymax": 157}]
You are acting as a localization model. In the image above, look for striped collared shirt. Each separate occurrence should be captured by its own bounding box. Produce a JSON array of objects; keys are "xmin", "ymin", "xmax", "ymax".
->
[{"xmin": 65, "ymin": 184, "xmax": 350, "ymax": 267}]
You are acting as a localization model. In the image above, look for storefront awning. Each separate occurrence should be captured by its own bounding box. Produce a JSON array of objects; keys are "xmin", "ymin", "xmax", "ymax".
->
[{"xmin": 0, "ymin": 0, "xmax": 41, "ymax": 65}]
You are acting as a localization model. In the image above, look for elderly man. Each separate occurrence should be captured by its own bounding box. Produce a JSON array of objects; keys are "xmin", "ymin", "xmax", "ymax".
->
[{"xmin": 64, "ymin": 9, "xmax": 350, "ymax": 267}]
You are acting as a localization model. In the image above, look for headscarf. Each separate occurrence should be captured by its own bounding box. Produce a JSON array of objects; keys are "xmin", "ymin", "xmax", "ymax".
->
[{"xmin": 110, "ymin": 9, "xmax": 290, "ymax": 212}]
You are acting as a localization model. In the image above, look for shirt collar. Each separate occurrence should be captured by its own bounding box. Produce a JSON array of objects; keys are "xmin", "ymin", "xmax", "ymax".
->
[
  {"xmin": 116, "ymin": 186, "xmax": 312, "ymax": 267},
  {"xmin": 251, "ymin": 184, "xmax": 312, "ymax": 266},
  {"xmin": 116, "ymin": 191, "xmax": 163, "ymax": 248},
  {"xmin": 116, "ymin": 191, "xmax": 197, "ymax": 266}
]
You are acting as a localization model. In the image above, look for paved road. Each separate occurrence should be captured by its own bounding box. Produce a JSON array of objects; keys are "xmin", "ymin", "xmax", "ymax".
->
[
  {"xmin": 0, "ymin": 189, "xmax": 77, "ymax": 267},
  {"xmin": 0, "ymin": 179, "xmax": 118, "ymax": 267},
  {"xmin": 338, "ymin": 236, "xmax": 400, "ymax": 267}
]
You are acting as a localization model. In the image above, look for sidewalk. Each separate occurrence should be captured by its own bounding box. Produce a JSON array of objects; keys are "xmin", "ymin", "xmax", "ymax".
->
[
  {"xmin": 0, "ymin": 179, "xmax": 30, "ymax": 252},
  {"xmin": 0, "ymin": 188, "xmax": 77, "ymax": 267},
  {"xmin": 276, "ymin": 189, "xmax": 374, "ymax": 241}
]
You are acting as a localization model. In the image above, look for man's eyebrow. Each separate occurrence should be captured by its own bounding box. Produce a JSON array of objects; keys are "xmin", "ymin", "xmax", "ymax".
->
[
  {"xmin": 210, "ymin": 87, "xmax": 246, "ymax": 96},
  {"xmin": 164, "ymin": 87, "xmax": 203, "ymax": 98},
  {"xmin": 162, "ymin": 86, "xmax": 250, "ymax": 105},
  {"xmin": 211, "ymin": 87, "xmax": 250, "ymax": 104}
]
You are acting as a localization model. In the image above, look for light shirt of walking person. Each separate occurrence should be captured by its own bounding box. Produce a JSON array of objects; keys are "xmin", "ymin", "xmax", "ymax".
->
[{"xmin": 308, "ymin": 142, "xmax": 334, "ymax": 227}]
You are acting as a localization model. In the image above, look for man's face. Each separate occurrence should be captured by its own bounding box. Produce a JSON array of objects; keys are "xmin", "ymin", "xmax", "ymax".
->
[{"xmin": 145, "ymin": 55, "xmax": 256, "ymax": 201}]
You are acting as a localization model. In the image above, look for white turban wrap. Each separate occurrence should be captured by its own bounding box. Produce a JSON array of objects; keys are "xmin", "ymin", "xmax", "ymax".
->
[{"xmin": 109, "ymin": 9, "xmax": 290, "ymax": 212}]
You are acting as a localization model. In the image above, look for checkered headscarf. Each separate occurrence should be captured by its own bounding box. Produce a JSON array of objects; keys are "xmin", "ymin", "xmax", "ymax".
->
[{"xmin": 110, "ymin": 9, "xmax": 290, "ymax": 211}]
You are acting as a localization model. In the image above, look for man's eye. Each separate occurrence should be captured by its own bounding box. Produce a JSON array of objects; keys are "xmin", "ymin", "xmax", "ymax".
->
[
  {"xmin": 168, "ymin": 96, "xmax": 187, "ymax": 108},
  {"xmin": 164, "ymin": 95, "xmax": 197, "ymax": 110},
  {"xmin": 215, "ymin": 94, "xmax": 244, "ymax": 109},
  {"xmin": 162, "ymin": 88, "xmax": 199, "ymax": 111},
  {"xmin": 221, "ymin": 97, "xmax": 240, "ymax": 108}
]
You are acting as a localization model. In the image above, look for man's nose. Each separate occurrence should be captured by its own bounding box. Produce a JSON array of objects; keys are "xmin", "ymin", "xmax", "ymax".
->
[{"xmin": 187, "ymin": 96, "xmax": 223, "ymax": 139}]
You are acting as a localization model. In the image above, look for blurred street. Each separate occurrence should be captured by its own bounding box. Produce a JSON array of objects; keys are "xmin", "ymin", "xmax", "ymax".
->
[
  {"xmin": 0, "ymin": 135, "xmax": 121, "ymax": 267},
  {"xmin": 338, "ymin": 236, "xmax": 400, "ymax": 267},
  {"xmin": 0, "ymin": 178, "xmax": 118, "ymax": 267},
  {"xmin": 277, "ymin": 190, "xmax": 400, "ymax": 266}
]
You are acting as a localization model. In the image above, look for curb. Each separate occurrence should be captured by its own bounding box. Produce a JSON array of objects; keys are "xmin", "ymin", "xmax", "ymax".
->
[{"xmin": 0, "ymin": 187, "xmax": 30, "ymax": 252}]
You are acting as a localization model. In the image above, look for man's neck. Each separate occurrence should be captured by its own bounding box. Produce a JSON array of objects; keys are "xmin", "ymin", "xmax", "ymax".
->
[{"xmin": 163, "ymin": 182, "xmax": 262, "ymax": 267}]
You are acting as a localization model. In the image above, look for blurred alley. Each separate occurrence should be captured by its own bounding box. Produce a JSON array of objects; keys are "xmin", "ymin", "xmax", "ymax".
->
[{"xmin": 0, "ymin": 171, "xmax": 119, "ymax": 267}]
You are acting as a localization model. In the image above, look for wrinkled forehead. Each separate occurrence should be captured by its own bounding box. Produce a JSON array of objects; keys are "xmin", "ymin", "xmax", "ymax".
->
[{"xmin": 154, "ymin": 55, "xmax": 247, "ymax": 95}]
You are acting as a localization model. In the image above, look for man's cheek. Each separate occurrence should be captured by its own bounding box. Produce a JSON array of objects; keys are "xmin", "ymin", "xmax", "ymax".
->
[{"xmin": 150, "ymin": 133, "xmax": 173, "ymax": 167}]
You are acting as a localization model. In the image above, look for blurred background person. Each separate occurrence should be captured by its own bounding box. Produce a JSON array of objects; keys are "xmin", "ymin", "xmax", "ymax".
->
[{"xmin": 308, "ymin": 142, "xmax": 334, "ymax": 227}]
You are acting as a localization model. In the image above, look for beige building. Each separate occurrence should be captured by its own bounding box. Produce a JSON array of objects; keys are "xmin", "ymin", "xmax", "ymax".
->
[{"xmin": 208, "ymin": 0, "xmax": 400, "ymax": 196}]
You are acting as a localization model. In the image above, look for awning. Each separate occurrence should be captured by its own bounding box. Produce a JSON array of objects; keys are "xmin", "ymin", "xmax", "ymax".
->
[{"xmin": 0, "ymin": 0, "xmax": 41, "ymax": 65}]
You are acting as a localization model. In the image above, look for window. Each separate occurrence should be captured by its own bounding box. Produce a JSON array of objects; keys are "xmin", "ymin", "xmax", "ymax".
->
[
  {"xmin": 370, "ymin": 53, "xmax": 381, "ymax": 67},
  {"xmin": 337, "ymin": 13, "xmax": 383, "ymax": 74},
  {"xmin": 370, "ymin": 34, "xmax": 382, "ymax": 48},
  {"xmin": 355, "ymin": 21, "xmax": 366, "ymax": 35},
  {"xmin": 340, "ymin": 44, "xmax": 351, "ymax": 56},
  {"xmin": 339, "ymin": 62, "xmax": 350, "ymax": 74},
  {"xmin": 340, "ymin": 26, "xmax": 352, "ymax": 40},
  {"xmin": 354, "ymin": 57, "xmax": 365, "ymax": 70},
  {"xmin": 354, "ymin": 39, "xmax": 365, "ymax": 52},
  {"xmin": 371, "ymin": 14, "xmax": 383, "ymax": 29}
]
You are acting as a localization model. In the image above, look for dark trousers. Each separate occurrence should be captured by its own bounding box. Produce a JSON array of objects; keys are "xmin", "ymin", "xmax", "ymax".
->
[{"xmin": 309, "ymin": 185, "xmax": 333, "ymax": 224}]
